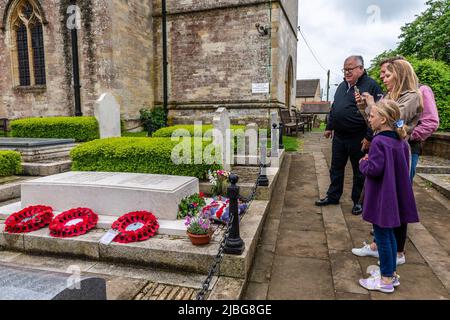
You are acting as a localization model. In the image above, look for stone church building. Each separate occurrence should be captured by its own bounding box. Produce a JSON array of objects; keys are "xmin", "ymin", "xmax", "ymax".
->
[{"xmin": 0, "ymin": 0, "xmax": 298, "ymax": 127}]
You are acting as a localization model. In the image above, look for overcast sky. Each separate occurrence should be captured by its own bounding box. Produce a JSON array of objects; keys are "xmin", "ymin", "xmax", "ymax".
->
[{"xmin": 297, "ymin": 0, "xmax": 428, "ymax": 100}]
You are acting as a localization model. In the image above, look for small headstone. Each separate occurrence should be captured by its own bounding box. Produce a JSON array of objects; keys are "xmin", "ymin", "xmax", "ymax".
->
[
  {"xmin": 94, "ymin": 93, "xmax": 122, "ymax": 139},
  {"xmin": 246, "ymin": 123, "xmax": 258, "ymax": 165},
  {"xmin": 213, "ymin": 108, "xmax": 232, "ymax": 171},
  {"xmin": 270, "ymin": 112, "xmax": 279, "ymax": 158},
  {"xmin": 0, "ymin": 264, "xmax": 106, "ymax": 300}
]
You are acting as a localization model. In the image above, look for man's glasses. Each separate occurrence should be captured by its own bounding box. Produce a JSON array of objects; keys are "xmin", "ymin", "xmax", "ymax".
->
[{"xmin": 342, "ymin": 66, "xmax": 362, "ymax": 74}]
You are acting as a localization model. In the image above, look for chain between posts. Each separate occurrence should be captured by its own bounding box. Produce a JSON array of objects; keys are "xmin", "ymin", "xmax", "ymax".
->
[{"xmin": 196, "ymin": 163, "xmax": 263, "ymax": 300}]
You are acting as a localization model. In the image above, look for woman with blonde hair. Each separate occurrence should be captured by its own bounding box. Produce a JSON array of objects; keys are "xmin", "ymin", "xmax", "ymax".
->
[
  {"xmin": 352, "ymin": 59, "xmax": 423, "ymax": 266},
  {"xmin": 358, "ymin": 99, "xmax": 419, "ymax": 293}
]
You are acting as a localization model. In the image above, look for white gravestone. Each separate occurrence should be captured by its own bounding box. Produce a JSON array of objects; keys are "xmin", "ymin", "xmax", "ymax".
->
[
  {"xmin": 213, "ymin": 108, "xmax": 232, "ymax": 171},
  {"xmin": 20, "ymin": 172, "xmax": 199, "ymax": 221},
  {"xmin": 271, "ymin": 112, "xmax": 280, "ymax": 159},
  {"xmin": 94, "ymin": 93, "xmax": 122, "ymax": 139}
]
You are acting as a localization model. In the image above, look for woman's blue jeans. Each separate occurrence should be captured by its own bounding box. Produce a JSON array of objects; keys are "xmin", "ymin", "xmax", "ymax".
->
[{"xmin": 373, "ymin": 224, "xmax": 397, "ymax": 277}]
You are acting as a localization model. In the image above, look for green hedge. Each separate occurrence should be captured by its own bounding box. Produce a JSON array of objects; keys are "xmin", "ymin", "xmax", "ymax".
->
[
  {"xmin": 11, "ymin": 117, "xmax": 99, "ymax": 142},
  {"xmin": 152, "ymin": 125, "xmax": 246, "ymax": 138},
  {"xmin": 0, "ymin": 151, "xmax": 22, "ymax": 177},
  {"xmin": 70, "ymin": 137, "xmax": 222, "ymax": 180}
]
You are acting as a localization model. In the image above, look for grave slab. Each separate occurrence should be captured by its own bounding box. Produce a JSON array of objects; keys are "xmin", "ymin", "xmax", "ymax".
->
[
  {"xmin": 20, "ymin": 171, "xmax": 199, "ymax": 220},
  {"xmin": 0, "ymin": 263, "xmax": 106, "ymax": 300}
]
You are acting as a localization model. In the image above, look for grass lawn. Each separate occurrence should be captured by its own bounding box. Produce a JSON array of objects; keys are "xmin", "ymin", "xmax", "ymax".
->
[
  {"xmin": 312, "ymin": 123, "xmax": 326, "ymax": 132},
  {"xmin": 122, "ymin": 131, "xmax": 149, "ymax": 137}
]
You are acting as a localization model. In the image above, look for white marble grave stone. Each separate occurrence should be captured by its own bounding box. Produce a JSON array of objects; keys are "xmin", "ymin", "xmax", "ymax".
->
[
  {"xmin": 20, "ymin": 171, "xmax": 199, "ymax": 221},
  {"xmin": 94, "ymin": 93, "xmax": 122, "ymax": 139},
  {"xmin": 213, "ymin": 107, "xmax": 232, "ymax": 171}
]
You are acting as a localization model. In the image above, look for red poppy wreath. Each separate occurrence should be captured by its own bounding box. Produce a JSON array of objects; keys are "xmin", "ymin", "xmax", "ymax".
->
[
  {"xmin": 49, "ymin": 208, "xmax": 98, "ymax": 238},
  {"xmin": 5, "ymin": 205, "xmax": 53, "ymax": 234},
  {"xmin": 111, "ymin": 211, "xmax": 159, "ymax": 244}
]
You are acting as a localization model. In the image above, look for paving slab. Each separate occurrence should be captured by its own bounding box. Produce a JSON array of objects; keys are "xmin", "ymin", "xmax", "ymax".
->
[
  {"xmin": 275, "ymin": 229, "xmax": 328, "ymax": 260},
  {"xmin": 408, "ymin": 223, "xmax": 450, "ymax": 294},
  {"xmin": 268, "ymin": 256, "xmax": 335, "ymax": 300},
  {"xmin": 242, "ymin": 282, "xmax": 269, "ymax": 300}
]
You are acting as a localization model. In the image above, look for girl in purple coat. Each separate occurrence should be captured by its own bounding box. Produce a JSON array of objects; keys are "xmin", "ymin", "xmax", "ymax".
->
[{"xmin": 358, "ymin": 99, "xmax": 419, "ymax": 293}]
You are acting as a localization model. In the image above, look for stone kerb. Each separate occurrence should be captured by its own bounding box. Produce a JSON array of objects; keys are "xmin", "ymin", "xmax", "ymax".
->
[{"xmin": 94, "ymin": 93, "xmax": 122, "ymax": 139}]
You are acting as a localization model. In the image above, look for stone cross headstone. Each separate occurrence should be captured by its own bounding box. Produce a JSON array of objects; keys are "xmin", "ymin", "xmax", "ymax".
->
[
  {"xmin": 94, "ymin": 93, "xmax": 122, "ymax": 139},
  {"xmin": 0, "ymin": 264, "xmax": 107, "ymax": 300},
  {"xmin": 213, "ymin": 107, "xmax": 232, "ymax": 171}
]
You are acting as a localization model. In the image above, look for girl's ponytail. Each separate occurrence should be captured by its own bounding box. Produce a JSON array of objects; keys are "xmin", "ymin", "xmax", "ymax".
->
[{"xmin": 394, "ymin": 120, "xmax": 408, "ymax": 140}]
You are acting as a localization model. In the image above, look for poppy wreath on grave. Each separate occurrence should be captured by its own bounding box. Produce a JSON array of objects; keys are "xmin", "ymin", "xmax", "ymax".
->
[
  {"xmin": 111, "ymin": 211, "xmax": 159, "ymax": 244},
  {"xmin": 5, "ymin": 205, "xmax": 54, "ymax": 234},
  {"xmin": 49, "ymin": 208, "xmax": 98, "ymax": 238}
]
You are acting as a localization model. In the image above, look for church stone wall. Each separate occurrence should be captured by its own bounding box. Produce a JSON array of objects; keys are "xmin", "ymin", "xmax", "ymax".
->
[{"xmin": 0, "ymin": 0, "xmax": 72, "ymax": 119}]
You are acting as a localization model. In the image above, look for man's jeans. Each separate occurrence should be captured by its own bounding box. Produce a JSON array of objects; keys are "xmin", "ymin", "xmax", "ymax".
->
[
  {"xmin": 327, "ymin": 134, "xmax": 365, "ymax": 204},
  {"xmin": 373, "ymin": 224, "xmax": 397, "ymax": 277}
]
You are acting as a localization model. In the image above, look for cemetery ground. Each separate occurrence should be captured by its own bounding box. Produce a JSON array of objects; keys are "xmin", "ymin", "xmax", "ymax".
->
[{"xmin": 0, "ymin": 132, "xmax": 449, "ymax": 300}]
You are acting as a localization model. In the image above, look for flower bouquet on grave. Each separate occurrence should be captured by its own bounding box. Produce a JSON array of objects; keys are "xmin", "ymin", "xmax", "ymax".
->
[
  {"xmin": 185, "ymin": 212, "xmax": 213, "ymax": 245},
  {"xmin": 208, "ymin": 169, "xmax": 230, "ymax": 196},
  {"xmin": 177, "ymin": 192, "xmax": 206, "ymax": 220}
]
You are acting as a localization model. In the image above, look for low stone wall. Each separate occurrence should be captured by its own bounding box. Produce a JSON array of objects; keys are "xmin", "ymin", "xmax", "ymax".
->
[{"xmin": 423, "ymin": 133, "xmax": 450, "ymax": 160}]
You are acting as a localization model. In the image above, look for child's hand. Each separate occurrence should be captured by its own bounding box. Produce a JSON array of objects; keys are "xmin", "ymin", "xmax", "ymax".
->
[{"xmin": 359, "ymin": 155, "xmax": 369, "ymax": 163}]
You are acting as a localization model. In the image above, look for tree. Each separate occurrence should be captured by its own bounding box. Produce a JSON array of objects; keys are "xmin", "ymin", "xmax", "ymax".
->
[{"xmin": 397, "ymin": 0, "xmax": 450, "ymax": 64}]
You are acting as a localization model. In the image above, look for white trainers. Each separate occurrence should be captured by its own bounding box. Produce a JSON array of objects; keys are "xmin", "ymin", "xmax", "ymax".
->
[
  {"xmin": 352, "ymin": 242, "xmax": 379, "ymax": 258},
  {"xmin": 396, "ymin": 254, "xmax": 406, "ymax": 265},
  {"xmin": 359, "ymin": 275, "xmax": 395, "ymax": 293},
  {"xmin": 377, "ymin": 254, "xmax": 406, "ymax": 266}
]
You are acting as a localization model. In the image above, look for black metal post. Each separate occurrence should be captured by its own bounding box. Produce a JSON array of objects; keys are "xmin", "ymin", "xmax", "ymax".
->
[
  {"xmin": 258, "ymin": 134, "xmax": 269, "ymax": 187},
  {"xmin": 224, "ymin": 174, "xmax": 245, "ymax": 255},
  {"xmin": 70, "ymin": 1, "xmax": 82, "ymax": 117},
  {"xmin": 279, "ymin": 123, "xmax": 284, "ymax": 149},
  {"xmin": 162, "ymin": 0, "xmax": 169, "ymax": 126}
]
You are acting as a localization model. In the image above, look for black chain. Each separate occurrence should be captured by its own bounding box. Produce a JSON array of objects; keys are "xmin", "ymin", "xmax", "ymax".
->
[{"xmin": 196, "ymin": 163, "xmax": 263, "ymax": 300}]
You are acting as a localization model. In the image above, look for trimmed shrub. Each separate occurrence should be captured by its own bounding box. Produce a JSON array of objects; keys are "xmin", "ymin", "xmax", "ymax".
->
[
  {"xmin": 139, "ymin": 106, "xmax": 167, "ymax": 135},
  {"xmin": 0, "ymin": 151, "xmax": 22, "ymax": 177},
  {"xmin": 11, "ymin": 117, "xmax": 99, "ymax": 142},
  {"xmin": 70, "ymin": 137, "xmax": 222, "ymax": 180},
  {"xmin": 152, "ymin": 125, "xmax": 246, "ymax": 138}
]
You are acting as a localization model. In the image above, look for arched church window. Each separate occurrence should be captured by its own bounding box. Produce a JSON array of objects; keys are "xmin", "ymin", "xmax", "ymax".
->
[{"xmin": 9, "ymin": 0, "xmax": 46, "ymax": 87}]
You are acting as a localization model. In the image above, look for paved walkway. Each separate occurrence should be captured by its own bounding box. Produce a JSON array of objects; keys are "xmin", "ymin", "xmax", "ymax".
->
[{"xmin": 243, "ymin": 132, "xmax": 450, "ymax": 300}]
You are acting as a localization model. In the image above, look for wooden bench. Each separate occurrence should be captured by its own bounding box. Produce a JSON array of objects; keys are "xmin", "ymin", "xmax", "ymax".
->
[
  {"xmin": 0, "ymin": 118, "xmax": 9, "ymax": 136},
  {"xmin": 280, "ymin": 110, "xmax": 304, "ymax": 136},
  {"xmin": 294, "ymin": 111, "xmax": 313, "ymax": 132}
]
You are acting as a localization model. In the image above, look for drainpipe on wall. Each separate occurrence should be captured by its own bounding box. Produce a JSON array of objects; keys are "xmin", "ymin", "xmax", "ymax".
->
[
  {"xmin": 162, "ymin": 0, "xmax": 169, "ymax": 125},
  {"xmin": 70, "ymin": 0, "xmax": 82, "ymax": 116}
]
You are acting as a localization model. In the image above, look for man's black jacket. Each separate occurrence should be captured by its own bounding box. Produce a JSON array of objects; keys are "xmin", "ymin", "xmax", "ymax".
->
[{"xmin": 326, "ymin": 71, "xmax": 383, "ymax": 140}]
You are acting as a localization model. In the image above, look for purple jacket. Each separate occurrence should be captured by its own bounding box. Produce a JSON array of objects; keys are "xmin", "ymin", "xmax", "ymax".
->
[
  {"xmin": 359, "ymin": 132, "xmax": 419, "ymax": 228},
  {"xmin": 410, "ymin": 85, "xmax": 440, "ymax": 142}
]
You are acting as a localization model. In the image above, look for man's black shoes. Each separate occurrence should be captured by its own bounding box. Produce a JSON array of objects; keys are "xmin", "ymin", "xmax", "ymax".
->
[
  {"xmin": 315, "ymin": 197, "xmax": 339, "ymax": 206},
  {"xmin": 352, "ymin": 204, "xmax": 363, "ymax": 215}
]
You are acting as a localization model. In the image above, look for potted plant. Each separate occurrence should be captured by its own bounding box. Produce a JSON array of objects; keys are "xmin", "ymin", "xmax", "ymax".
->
[
  {"xmin": 185, "ymin": 213, "xmax": 212, "ymax": 245},
  {"xmin": 208, "ymin": 169, "xmax": 230, "ymax": 196}
]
